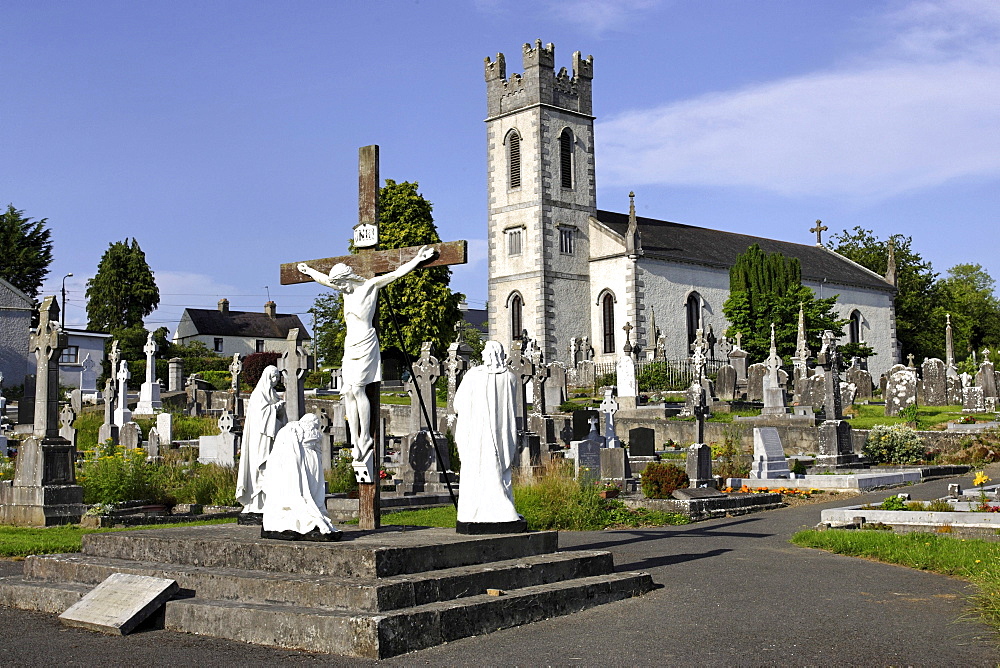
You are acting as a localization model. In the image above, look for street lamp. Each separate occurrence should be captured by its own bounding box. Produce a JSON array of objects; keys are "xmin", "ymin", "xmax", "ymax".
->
[{"xmin": 61, "ymin": 273, "xmax": 73, "ymax": 325}]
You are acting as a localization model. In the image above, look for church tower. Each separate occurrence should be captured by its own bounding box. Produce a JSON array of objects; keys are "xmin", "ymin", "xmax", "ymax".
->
[{"xmin": 485, "ymin": 41, "xmax": 596, "ymax": 363}]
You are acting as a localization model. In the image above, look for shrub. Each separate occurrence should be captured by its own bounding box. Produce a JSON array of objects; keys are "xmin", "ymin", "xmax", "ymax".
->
[
  {"xmin": 513, "ymin": 463, "xmax": 610, "ymax": 530},
  {"xmin": 304, "ymin": 371, "xmax": 331, "ymax": 389},
  {"xmin": 640, "ymin": 462, "xmax": 690, "ymax": 499},
  {"xmin": 863, "ymin": 424, "xmax": 925, "ymax": 464},
  {"xmin": 326, "ymin": 450, "xmax": 359, "ymax": 493},
  {"xmin": 243, "ymin": 352, "xmax": 281, "ymax": 390},
  {"xmin": 0, "ymin": 453, "xmax": 14, "ymax": 481},
  {"xmin": 927, "ymin": 498, "xmax": 954, "ymax": 512},
  {"xmin": 880, "ymin": 495, "xmax": 907, "ymax": 511},
  {"xmin": 78, "ymin": 443, "xmax": 164, "ymax": 505},
  {"xmin": 199, "ymin": 370, "xmax": 232, "ymax": 391},
  {"xmin": 714, "ymin": 424, "xmax": 749, "ymax": 479}
]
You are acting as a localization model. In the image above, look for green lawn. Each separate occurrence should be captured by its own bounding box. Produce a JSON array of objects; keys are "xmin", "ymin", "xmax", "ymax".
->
[
  {"xmin": 379, "ymin": 392, "xmax": 446, "ymax": 408},
  {"xmin": 844, "ymin": 403, "xmax": 995, "ymax": 430},
  {"xmin": 792, "ymin": 529, "xmax": 1000, "ymax": 631},
  {"xmin": 0, "ymin": 518, "xmax": 236, "ymax": 558}
]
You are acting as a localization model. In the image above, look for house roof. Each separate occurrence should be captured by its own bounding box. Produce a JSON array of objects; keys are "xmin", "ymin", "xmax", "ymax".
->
[
  {"xmin": 181, "ymin": 308, "xmax": 312, "ymax": 340},
  {"xmin": 0, "ymin": 276, "xmax": 34, "ymax": 308},
  {"xmin": 595, "ymin": 210, "xmax": 895, "ymax": 293}
]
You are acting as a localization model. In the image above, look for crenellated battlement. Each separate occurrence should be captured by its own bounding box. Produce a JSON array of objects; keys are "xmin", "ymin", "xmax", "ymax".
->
[{"xmin": 486, "ymin": 40, "xmax": 594, "ymax": 118}]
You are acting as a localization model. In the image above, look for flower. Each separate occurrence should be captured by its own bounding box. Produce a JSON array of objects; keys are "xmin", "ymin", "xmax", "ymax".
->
[{"xmin": 974, "ymin": 471, "xmax": 991, "ymax": 487}]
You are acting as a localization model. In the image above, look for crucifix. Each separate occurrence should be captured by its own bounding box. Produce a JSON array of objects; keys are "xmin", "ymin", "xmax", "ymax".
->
[
  {"xmin": 810, "ymin": 219, "xmax": 828, "ymax": 246},
  {"xmin": 280, "ymin": 145, "xmax": 467, "ymax": 530}
]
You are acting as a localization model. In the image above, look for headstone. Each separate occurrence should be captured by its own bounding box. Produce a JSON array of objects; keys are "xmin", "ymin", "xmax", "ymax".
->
[
  {"xmin": 229, "ymin": 353, "xmax": 243, "ymax": 418},
  {"xmin": 616, "ymin": 354, "xmax": 637, "ymax": 407},
  {"xmin": 443, "ymin": 338, "xmax": 471, "ymax": 419},
  {"xmin": 309, "ymin": 407, "xmax": 334, "ymax": 473},
  {"xmin": 572, "ymin": 409, "xmax": 600, "ymax": 440},
  {"xmin": 840, "ymin": 381, "xmax": 857, "ymax": 409},
  {"xmin": 628, "ymin": 427, "xmax": 656, "ymax": 457},
  {"xmin": 113, "ymin": 361, "xmax": 132, "ymax": 426},
  {"xmin": 98, "ymin": 377, "xmax": 118, "ymax": 445},
  {"xmin": 601, "ymin": 447, "xmax": 631, "ymax": 481},
  {"xmin": 527, "ymin": 339, "xmax": 550, "ymax": 416},
  {"xmin": 508, "ymin": 341, "xmax": 535, "ymax": 432},
  {"xmin": 884, "ymin": 364, "xmax": 916, "ymax": 417},
  {"xmin": 686, "ymin": 443, "xmax": 714, "ymax": 488},
  {"xmin": 817, "ymin": 419, "xmax": 856, "ymax": 467},
  {"xmin": 70, "ymin": 389, "xmax": 83, "ymax": 414},
  {"xmin": 544, "ymin": 362, "xmax": 568, "ymax": 412},
  {"xmin": 746, "ymin": 364, "xmax": 766, "ymax": 402},
  {"xmin": 167, "ymin": 358, "xmax": 183, "ymax": 393},
  {"xmin": 749, "ymin": 427, "xmax": 790, "ymax": 479},
  {"xmin": 146, "ymin": 427, "xmax": 160, "ymax": 459},
  {"xmin": 575, "ymin": 426, "xmax": 602, "ymax": 482},
  {"xmin": 816, "ymin": 331, "xmax": 843, "ymax": 420},
  {"xmin": 119, "ymin": 422, "xmax": 141, "ymax": 451},
  {"xmin": 977, "ymin": 360, "xmax": 997, "ymax": 399},
  {"xmin": 58, "ymin": 573, "xmax": 179, "ymax": 636},
  {"xmin": 59, "ymin": 404, "xmax": 77, "ymax": 447},
  {"xmin": 715, "ymin": 364, "xmax": 737, "ymax": 401},
  {"xmin": 846, "ymin": 360, "xmax": 873, "ymax": 401},
  {"xmin": 405, "ymin": 342, "xmax": 442, "ymax": 433},
  {"xmin": 198, "ymin": 411, "xmax": 237, "ymax": 466},
  {"xmin": 761, "ymin": 324, "xmax": 788, "ymax": 415},
  {"xmin": 919, "ymin": 358, "xmax": 948, "ymax": 406},
  {"xmin": 156, "ymin": 412, "xmax": 173, "ymax": 445},
  {"xmin": 947, "ymin": 375, "xmax": 963, "ymax": 405},
  {"xmin": 599, "ymin": 389, "xmax": 621, "ymax": 448},
  {"xmin": 134, "ymin": 332, "xmax": 162, "ymax": 415},
  {"xmin": 729, "ymin": 338, "xmax": 748, "ymax": 388},
  {"xmin": 278, "ymin": 329, "xmax": 308, "ymax": 422},
  {"xmin": 963, "ymin": 386, "xmax": 985, "ymax": 413},
  {"xmin": 80, "ymin": 353, "xmax": 98, "ymax": 398}
]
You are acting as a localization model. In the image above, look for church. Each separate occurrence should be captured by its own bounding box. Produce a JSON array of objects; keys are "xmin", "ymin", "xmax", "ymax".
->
[{"xmin": 484, "ymin": 41, "xmax": 899, "ymax": 381}]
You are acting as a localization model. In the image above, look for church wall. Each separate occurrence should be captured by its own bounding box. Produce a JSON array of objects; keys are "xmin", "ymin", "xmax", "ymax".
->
[{"xmin": 589, "ymin": 255, "xmax": 633, "ymax": 360}]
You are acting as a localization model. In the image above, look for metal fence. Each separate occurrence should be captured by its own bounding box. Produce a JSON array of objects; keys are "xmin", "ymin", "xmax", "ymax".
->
[{"xmin": 578, "ymin": 357, "xmax": 726, "ymax": 392}]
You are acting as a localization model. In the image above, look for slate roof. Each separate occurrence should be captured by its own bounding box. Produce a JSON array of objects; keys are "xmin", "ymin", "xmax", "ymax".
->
[
  {"xmin": 181, "ymin": 309, "xmax": 311, "ymax": 340},
  {"xmin": 595, "ymin": 210, "xmax": 894, "ymax": 293}
]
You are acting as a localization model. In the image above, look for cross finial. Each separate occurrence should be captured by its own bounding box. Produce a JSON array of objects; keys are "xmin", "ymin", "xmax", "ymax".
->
[{"xmin": 810, "ymin": 219, "xmax": 828, "ymax": 246}]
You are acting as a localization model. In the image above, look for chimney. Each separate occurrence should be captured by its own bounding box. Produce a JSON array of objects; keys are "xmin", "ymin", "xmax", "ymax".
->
[
  {"xmin": 264, "ymin": 301, "xmax": 276, "ymax": 318},
  {"xmin": 218, "ymin": 298, "xmax": 229, "ymax": 313}
]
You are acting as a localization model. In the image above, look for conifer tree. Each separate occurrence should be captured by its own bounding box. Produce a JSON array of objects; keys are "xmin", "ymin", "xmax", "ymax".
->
[
  {"xmin": 85, "ymin": 238, "xmax": 160, "ymax": 332},
  {"xmin": 0, "ymin": 204, "xmax": 53, "ymax": 300}
]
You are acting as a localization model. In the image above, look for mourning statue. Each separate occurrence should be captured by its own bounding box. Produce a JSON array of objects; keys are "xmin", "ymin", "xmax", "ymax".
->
[
  {"xmin": 261, "ymin": 413, "xmax": 340, "ymax": 540},
  {"xmin": 235, "ymin": 365, "xmax": 286, "ymax": 516},
  {"xmin": 298, "ymin": 244, "xmax": 436, "ymax": 482},
  {"xmin": 453, "ymin": 341, "xmax": 525, "ymax": 534}
]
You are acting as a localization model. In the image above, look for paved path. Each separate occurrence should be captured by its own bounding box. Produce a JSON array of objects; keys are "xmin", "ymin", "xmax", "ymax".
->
[{"xmin": 2, "ymin": 469, "xmax": 999, "ymax": 666}]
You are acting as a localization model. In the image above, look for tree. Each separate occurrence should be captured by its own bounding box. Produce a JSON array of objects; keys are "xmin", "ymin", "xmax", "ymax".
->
[
  {"xmin": 86, "ymin": 238, "xmax": 160, "ymax": 332},
  {"xmin": 722, "ymin": 244, "xmax": 844, "ymax": 362},
  {"xmin": 936, "ymin": 263, "xmax": 1000, "ymax": 360},
  {"xmin": 309, "ymin": 180, "xmax": 464, "ymax": 366},
  {"xmin": 829, "ymin": 227, "xmax": 941, "ymax": 362},
  {"xmin": 0, "ymin": 204, "xmax": 54, "ymax": 300}
]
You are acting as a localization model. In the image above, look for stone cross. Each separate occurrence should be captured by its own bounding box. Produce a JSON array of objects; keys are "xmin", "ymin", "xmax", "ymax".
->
[
  {"xmin": 508, "ymin": 340, "xmax": 535, "ymax": 432},
  {"xmin": 528, "ymin": 339, "xmax": 549, "ymax": 415},
  {"xmin": 443, "ymin": 339, "xmax": 470, "ymax": 417},
  {"xmin": 143, "ymin": 332, "xmax": 157, "ymax": 386},
  {"xmin": 108, "ymin": 340, "xmax": 120, "ymax": 383},
  {"xmin": 816, "ymin": 330, "xmax": 843, "ymax": 420},
  {"xmin": 622, "ymin": 321, "xmax": 634, "ymax": 357},
  {"xmin": 279, "ymin": 329, "xmax": 308, "ymax": 422},
  {"xmin": 406, "ymin": 341, "xmax": 441, "ymax": 432},
  {"xmin": 599, "ymin": 389, "xmax": 620, "ymax": 447},
  {"xmin": 229, "ymin": 353, "xmax": 242, "ymax": 392},
  {"xmin": 810, "ymin": 219, "xmax": 828, "ymax": 246},
  {"xmin": 102, "ymin": 378, "xmax": 115, "ymax": 427},
  {"xmin": 80, "ymin": 354, "xmax": 97, "ymax": 393},
  {"xmin": 734, "ymin": 331, "xmax": 743, "ymax": 350},
  {"xmin": 945, "ymin": 313, "xmax": 958, "ymax": 378},
  {"xmin": 691, "ymin": 328, "xmax": 707, "ymax": 384},
  {"xmin": 907, "ymin": 353, "xmax": 915, "ymax": 368},
  {"xmin": 277, "ymin": 145, "xmax": 468, "ymax": 532},
  {"xmin": 28, "ymin": 297, "xmax": 68, "ymax": 439},
  {"xmin": 114, "ymin": 361, "xmax": 132, "ymax": 426}
]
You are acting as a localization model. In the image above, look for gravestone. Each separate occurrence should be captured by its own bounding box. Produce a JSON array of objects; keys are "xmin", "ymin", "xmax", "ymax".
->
[
  {"xmin": 815, "ymin": 331, "xmax": 859, "ymax": 468},
  {"xmin": 309, "ymin": 407, "xmax": 334, "ymax": 473},
  {"xmin": 572, "ymin": 409, "xmax": 600, "ymax": 441},
  {"xmin": 442, "ymin": 338, "xmax": 471, "ymax": 421},
  {"xmin": 119, "ymin": 422, "xmax": 142, "ymax": 451},
  {"xmin": 98, "ymin": 378, "xmax": 118, "ymax": 445},
  {"xmin": 278, "ymin": 329, "xmax": 308, "ymax": 422},
  {"xmin": 761, "ymin": 324, "xmax": 788, "ymax": 415},
  {"xmin": 70, "ymin": 389, "xmax": 83, "ymax": 414},
  {"xmin": 134, "ymin": 332, "xmax": 162, "ymax": 415},
  {"xmin": 146, "ymin": 427, "xmax": 160, "ymax": 459},
  {"xmin": 527, "ymin": 339, "xmax": 550, "ymax": 416},
  {"xmin": 113, "ymin": 361, "xmax": 132, "ymax": 426},
  {"xmin": 59, "ymin": 404, "xmax": 77, "ymax": 447},
  {"xmin": 845, "ymin": 360, "xmax": 873, "ymax": 401},
  {"xmin": 229, "ymin": 353, "xmax": 243, "ymax": 418},
  {"xmin": 59, "ymin": 573, "xmax": 179, "ymax": 636},
  {"xmin": 198, "ymin": 411, "xmax": 237, "ymax": 466},
  {"xmin": 615, "ymin": 353, "xmax": 637, "ymax": 409},
  {"xmin": 884, "ymin": 365, "xmax": 916, "ymax": 417},
  {"xmin": 749, "ymin": 427, "xmax": 790, "ymax": 479},
  {"xmin": 947, "ymin": 375, "xmax": 964, "ymax": 405},
  {"xmin": 601, "ymin": 447, "xmax": 630, "ymax": 481},
  {"xmin": 715, "ymin": 364, "xmax": 737, "ymax": 402},
  {"xmin": 544, "ymin": 362, "xmax": 568, "ymax": 412},
  {"xmin": 80, "ymin": 353, "xmax": 98, "ymax": 399},
  {"xmin": 746, "ymin": 364, "xmax": 766, "ymax": 402},
  {"xmin": 977, "ymin": 360, "xmax": 997, "ymax": 399},
  {"xmin": 840, "ymin": 382, "xmax": 857, "ymax": 409},
  {"xmin": 599, "ymin": 389, "xmax": 621, "ymax": 448},
  {"xmin": 686, "ymin": 443, "xmax": 714, "ymax": 488},
  {"xmin": 628, "ymin": 427, "xmax": 656, "ymax": 457},
  {"xmin": 964, "ymin": 386, "xmax": 985, "ymax": 413},
  {"xmin": 575, "ymin": 422, "xmax": 602, "ymax": 482},
  {"xmin": 508, "ymin": 342, "xmax": 535, "ymax": 433},
  {"xmin": 405, "ymin": 342, "xmax": 441, "ymax": 433},
  {"xmin": 156, "ymin": 412, "xmax": 173, "ymax": 446},
  {"xmin": 919, "ymin": 358, "xmax": 947, "ymax": 406},
  {"xmin": 167, "ymin": 358, "xmax": 183, "ymax": 393},
  {"xmin": 17, "ymin": 374, "xmax": 36, "ymax": 427}
]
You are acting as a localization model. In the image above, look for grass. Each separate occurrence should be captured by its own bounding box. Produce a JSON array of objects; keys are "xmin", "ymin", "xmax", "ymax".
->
[
  {"xmin": 706, "ymin": 409, "xmax": 760, "ymax": 424},
  {"xmin": 379, "ymin": 392, "xmax": 446, "ymax": 408},
  {"xmin": 792, "ymin": 529, "xmax": 1000, "ymax": 631},
  {"xmin": 0, "ymin": 518, "xmax": 236, "ymax": 558},
  {"xmin": 844, "ymin": 404, "xmax": 995, "ymax": 430},
  {"xmin": 382, "ymin": 506, "xmax": 457, "ymax": 527}
]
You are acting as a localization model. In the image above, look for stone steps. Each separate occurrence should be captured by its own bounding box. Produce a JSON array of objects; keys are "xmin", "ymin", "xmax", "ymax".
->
[{"xmin": 23, "ymin": 549, "xmax": 614, "ymax": 612}]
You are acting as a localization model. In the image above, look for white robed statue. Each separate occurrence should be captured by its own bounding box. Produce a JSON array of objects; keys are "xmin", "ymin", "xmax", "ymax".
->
[
  {"xmin": 454, "ymin": 341, "xmax": 522, "ymax": 526},
  {"xmin": 298, "ymin": 244, "xmax": 436, "ymax": 482},
  {"xmin": 262, "ymin": 413, "xmax": 339, "ymax": 536},
  {"xmin": 236, "ymin": 365, "xmax": 286, "ymax": 514}
]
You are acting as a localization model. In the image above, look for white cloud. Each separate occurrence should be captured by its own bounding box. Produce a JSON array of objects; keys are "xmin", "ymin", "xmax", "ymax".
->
[
  {"xmin": 543, "ymin": 0, "xmax": 662, "ymax": 36},
  {"xmin": 596, "ymin": 0, "xmax": 1000, "ymax": 200}
]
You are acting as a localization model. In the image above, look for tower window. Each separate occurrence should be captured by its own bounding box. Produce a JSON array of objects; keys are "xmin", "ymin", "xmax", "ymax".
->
[
  {"xmin": 508, "ymin": 131, "xmax": 521, "ymax": 189},
  {"xmin": 507, "ymin": 228, "xmax": 522, "ymax": 255},
  {"xmin": 510, "ymin": 294, "xmax": 523, "ymax": 340},
  {"xmin": 559, "ymin": 227, "xmax": 574, "ymax": 255},
  {"xmin": 602, "ymin": 293, "xmax": 615, "ymax": 354},
  {"xmin": 559, "ymin": 128, "xmax": 573, "ymax": 189}
]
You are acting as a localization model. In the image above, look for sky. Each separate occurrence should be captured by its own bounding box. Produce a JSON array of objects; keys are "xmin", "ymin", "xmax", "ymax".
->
[{"xmin": 4, "ymin": 0, "xmax": 999, "ymax": 337}]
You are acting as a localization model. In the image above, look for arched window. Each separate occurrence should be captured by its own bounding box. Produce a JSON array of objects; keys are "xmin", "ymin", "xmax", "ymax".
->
[
  {"xmin": 602, "ymin": 292, "xmax": 616, "ymax": 353},
  {"xmin": 559, "ymin": 128, "xmax": 573, "ymax": 189},
  {"xmin": 849, "ymin": 310, "xmax": 862, "ymax": 344},
  {"xmin": 507, "ymin": 130, "xmax": 521, "ymax": 189},
  {"xmin": 509, "ymin": 293, "xmax": 523, "ymax": 340},
  {"xmin": 686, "ymin": 293, "xmax": 702, "ymax": 346}
]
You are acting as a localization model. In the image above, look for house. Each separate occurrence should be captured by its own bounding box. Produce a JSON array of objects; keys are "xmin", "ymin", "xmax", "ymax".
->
[
  {"xmin": 484, "ymin": 41, "xmax": 898, "ymax": 380},
  {"xmin": 0, "ymin": 277, "xmax": 33, "ymax": 388},
  {"xmin": 58, "ymin": 328, "xmax": 112, "ymax": 390},
  {"xmin": 172, "ymin": 299, "xmax": 312, "ymax": 358}
]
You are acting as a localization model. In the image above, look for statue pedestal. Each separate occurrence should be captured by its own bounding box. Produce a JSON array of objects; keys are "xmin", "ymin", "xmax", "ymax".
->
[{"xmin": 134, "ymin": 381, "xmax": 162, "ymax": 416}]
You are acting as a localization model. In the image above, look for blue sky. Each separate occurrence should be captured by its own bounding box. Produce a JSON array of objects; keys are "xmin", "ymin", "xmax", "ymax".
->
[{"xmin": 5, "ymin": 0, "xmax": 998, "ymax": 336}]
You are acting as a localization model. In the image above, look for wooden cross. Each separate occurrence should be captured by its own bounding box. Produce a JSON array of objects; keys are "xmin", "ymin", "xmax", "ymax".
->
[
  {"xmin": 810, "ymin": 219, "xmax": 828, "ymax": 246},
  {"xmin": 278, "ymin": 145, "xmax": 468, "ymax": 531}
]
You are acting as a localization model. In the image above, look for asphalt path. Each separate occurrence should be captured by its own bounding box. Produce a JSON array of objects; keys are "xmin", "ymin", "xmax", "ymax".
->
[{"xmin": 2, "ymin": 470, "xmax": 999, "ymax": 666}]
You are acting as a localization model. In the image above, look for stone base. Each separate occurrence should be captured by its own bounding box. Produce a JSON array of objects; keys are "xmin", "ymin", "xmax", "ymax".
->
[
  {"xmin": 261, "ymin": 527, "xmax": 343, "ymax": 542},
  {"xmin": 456, "ymin": 517, "xmax": 527, "ymax": 535},
  {"xmin": 236, "ymin": 512, "xmax": 263, "ymax": 526},
  {"xmin": 0, "ymin": 481, "xmax": 85, "ymax": 526}
]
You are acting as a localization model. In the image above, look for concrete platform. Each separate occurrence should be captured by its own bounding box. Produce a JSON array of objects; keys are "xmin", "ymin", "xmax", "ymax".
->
[{"xmin": 0, "ymin": 524, "xmax": 653, "ymax": 658}]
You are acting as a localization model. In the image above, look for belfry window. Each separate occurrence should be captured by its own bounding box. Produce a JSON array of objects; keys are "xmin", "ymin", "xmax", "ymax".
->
[
  {"xmin": 508, "ymin": 131, "xmax": 521, "ymax": 189},
  {"xmin": 559, "ymin": 128, "xmax": 573, "ymax": 189},
  {"xmin": 510, "ymin": 293, "xmax": 523, "ymax": 340}
]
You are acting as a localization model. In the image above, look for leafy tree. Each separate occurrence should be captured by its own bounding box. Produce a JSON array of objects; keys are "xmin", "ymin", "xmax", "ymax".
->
[
  {"xmin": 830, "ymin": 227, "xmax": 940, "ymax": 362},
  {"xmin": 309, "ymin": 180, "xmax": 464, "ymax": 365},
  {"xmin": 936, "ymin": 263, "xmax": 1000, "ymax": 360},
  {"xmin": 0, "ymin": 204, "xmax": 54, "ymax": 300},
  {"xmin": 722, "ymin": 244, "xmax": 844, "ymax": 362},
  {"xmin": 86, "ymin": 238, "xmax": 160, "ymax": 332}
]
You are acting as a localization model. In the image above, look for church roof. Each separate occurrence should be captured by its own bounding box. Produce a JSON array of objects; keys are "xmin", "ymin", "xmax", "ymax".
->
[
  {"xmin": 180, "ymin": 308, "xmax": 311, "ymax": 340},
  {"xmin": 595, "ymin": 210, "xmax": 895, "ymax": 293}
]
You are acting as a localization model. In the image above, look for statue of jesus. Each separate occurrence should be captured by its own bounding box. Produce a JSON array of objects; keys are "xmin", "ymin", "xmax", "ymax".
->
[{"xmin": 298, "ymin": 244, "xmax": 436, "ymax": 480}]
